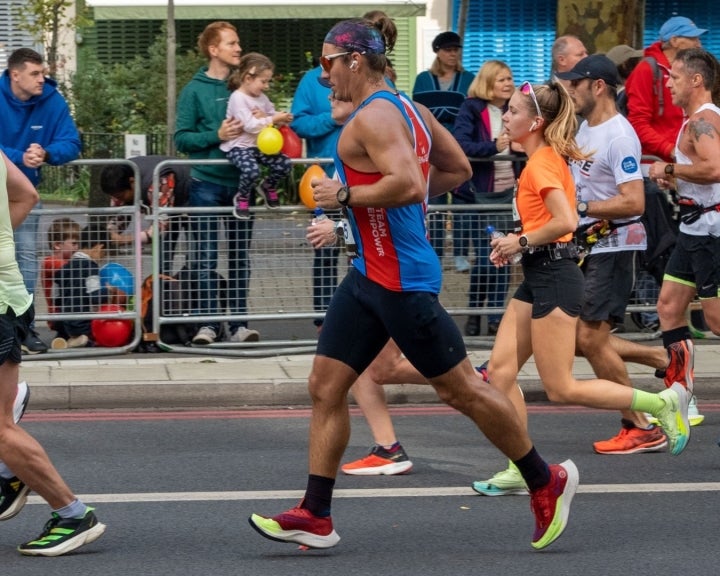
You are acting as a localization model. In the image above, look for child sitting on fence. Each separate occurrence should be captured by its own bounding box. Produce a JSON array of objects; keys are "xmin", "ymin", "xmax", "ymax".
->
[
  {"xmin": 220, "ymin": 52, "xmax": 294, "ymax": 220},
  {"xmin": 50, "ymin": 223, "xmax": 132, "ymax": 349}
]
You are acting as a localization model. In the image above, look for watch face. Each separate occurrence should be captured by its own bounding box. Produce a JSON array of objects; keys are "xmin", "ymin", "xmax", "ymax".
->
[
  {"xmin": 337, "ymin": 186, "xmax": 349, "ymax": 205},
  {"xmin": 519, "ymin": 235, "xmax": 528, "ymax": 247}
]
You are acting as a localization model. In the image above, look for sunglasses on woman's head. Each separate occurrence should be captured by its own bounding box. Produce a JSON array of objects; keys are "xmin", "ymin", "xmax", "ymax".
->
[{"xmin": 519, "ymin": 81, "xmax": 542, "ymax": 118}]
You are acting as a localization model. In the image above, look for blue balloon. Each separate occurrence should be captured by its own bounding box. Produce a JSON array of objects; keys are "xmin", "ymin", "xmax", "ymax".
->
[{"xmin": 99, "ymin": 262, "xmax": 135, "ymax": 296}]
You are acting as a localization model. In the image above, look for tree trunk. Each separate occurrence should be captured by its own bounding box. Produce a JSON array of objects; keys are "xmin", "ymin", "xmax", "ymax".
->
[
  {"xmin": 166, "ymin": 0, "xmax": 177, "ymax": 156},
  {"xmin": 556, "ymin": 0, "xmax": 644, "ymax": 53}
]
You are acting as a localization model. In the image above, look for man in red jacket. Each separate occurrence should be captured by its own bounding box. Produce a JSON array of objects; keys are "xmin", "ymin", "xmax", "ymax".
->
[{"xmin": 625, "ymin": 16, "xmax": 707, "ymax": 166}]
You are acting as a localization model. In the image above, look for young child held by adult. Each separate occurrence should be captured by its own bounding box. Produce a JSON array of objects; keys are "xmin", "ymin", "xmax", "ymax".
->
[
  {"xmin": 220, "ymin": 52, "xmax": 294, "ymax": 219},
  {"xmin": 40, "ymin": 217, "xmax": 81, "ymax": 335}
]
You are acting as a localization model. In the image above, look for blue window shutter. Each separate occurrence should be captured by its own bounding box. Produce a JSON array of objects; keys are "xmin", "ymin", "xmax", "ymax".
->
[
  {"xmin": 644, "ymin": 2, "xmax": 720, "ymax": 58},
  {"xmin": 452, "ymin": 0, "xmax": 557, "ymax": 83}
]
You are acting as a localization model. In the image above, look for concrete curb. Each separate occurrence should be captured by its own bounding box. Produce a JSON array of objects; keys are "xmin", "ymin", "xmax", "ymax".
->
[{"xmin": 17, "ymin": 346, "xmax": 720, "ymax": 411}]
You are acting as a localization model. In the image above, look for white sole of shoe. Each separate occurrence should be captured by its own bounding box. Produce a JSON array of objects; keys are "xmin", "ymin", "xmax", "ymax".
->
[
  {"xmin": 249, "ymin": 514, "xmax": 340, "ymax": 549},
  {"xmin": 341, "ymin": 460, "xmax": 413, "ymax": 476},
  {"xmin": 13, "ymin": 381, "xmax": 29, "ymax": 423},
  {"xmin": 0, "ymin": 483, "xmax": 30, "ymax": 521}
]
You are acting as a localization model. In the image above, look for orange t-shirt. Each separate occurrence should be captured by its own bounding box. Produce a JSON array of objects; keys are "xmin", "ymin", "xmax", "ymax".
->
[{"xmin": 515, "ymin": 146, "xmax": 575, "ymax": 243}]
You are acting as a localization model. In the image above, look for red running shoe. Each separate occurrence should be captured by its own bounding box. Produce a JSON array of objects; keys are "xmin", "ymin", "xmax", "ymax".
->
[
  {"xmin": 530, "ymin": 459, "xmax": 579, "ymax": 550},
  {"xmin": 663, "ymin": 339, "xmax": 694, "ymax": 395},
  {"xmin": 249, "ymin": 503, "xmax": 340, "ymax": 549},
  {"xmin": 593, "ymin": 421, "xmax": 668, "ymax": 454}
]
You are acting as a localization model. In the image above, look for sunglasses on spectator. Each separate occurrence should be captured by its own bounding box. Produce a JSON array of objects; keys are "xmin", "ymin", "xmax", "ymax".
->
[{"xmin": 519, "ymin": 81, "xmax": 542, "ymax": 118}]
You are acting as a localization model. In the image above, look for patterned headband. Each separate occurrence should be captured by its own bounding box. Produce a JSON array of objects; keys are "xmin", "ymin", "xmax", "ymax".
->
[{"xmin": 324, "ymin": 20, "xmax": 385, "ymax": 55}]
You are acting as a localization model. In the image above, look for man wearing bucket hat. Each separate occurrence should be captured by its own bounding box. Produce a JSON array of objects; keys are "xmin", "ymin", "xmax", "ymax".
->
[{"xmin": 606, "ymin": 45, "xmax": 644, "ymax": 83}]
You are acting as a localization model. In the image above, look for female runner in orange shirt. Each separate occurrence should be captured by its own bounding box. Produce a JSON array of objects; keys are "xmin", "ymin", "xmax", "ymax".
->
[{"xmin": 473, "ymin": 80, "xmax": 690, "ymax": 496}]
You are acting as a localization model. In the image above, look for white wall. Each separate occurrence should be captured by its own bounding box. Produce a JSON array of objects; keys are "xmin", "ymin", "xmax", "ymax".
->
[{"xmin": 415, "ymin": 0, "xmax": 451, "ymax": 73}]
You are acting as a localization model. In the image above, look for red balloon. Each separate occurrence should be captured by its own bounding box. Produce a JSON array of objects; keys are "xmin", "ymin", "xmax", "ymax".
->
[
  {"xmin": 279, "ymin": 125, "xmax": 303, "ymax": 158},
  {"xmin": 91, "ymin": 304, "xmax": 134, "ymax": 347}
]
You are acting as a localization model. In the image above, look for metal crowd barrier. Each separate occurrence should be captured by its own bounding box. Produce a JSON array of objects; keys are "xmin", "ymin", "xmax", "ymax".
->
[{"xmin": 26, "ymin": 154, "xmax": 666, "ymax": 360}]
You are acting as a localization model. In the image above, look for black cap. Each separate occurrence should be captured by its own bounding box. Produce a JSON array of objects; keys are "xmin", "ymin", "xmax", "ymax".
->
[
  {"xmin": 432, "ymin": 31, "xmax": 462, "ymax": 53},
  {"xmin": 555, "ymin": 54, "xmax": 620, "ymax": 87}
]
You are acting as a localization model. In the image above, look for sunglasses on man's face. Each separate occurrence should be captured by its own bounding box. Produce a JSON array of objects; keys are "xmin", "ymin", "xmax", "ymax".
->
[
  {"xmin": 320, "ymin": 52, "xmax": 351, "ymax": 73},
  {"xmin": 519, "ymin": 81, "xmax": 542, "ymax": 118}
]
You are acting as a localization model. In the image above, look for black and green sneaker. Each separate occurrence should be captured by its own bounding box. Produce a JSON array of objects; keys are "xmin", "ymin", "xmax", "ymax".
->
[
  {"xmin": 0, "ymin": 476, "xmax": 30, "ymax": 521},
  {"xmin": 18, "ymin": 507, "xmax": 106, "ymax": 557}
]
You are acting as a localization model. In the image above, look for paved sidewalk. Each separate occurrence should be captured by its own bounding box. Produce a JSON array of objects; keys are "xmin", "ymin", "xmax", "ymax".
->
[{"xmin": 18, "ymin": 340, "xmax": 720, "ymax": 411}]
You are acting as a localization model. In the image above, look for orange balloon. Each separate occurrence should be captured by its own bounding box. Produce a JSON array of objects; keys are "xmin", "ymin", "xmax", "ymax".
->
[
  {"xmin": 299, "ymin": 164, "xmax": 326, "ymax": 209},
  {"xmin": 257, "ymin": 126, "xmax": 284, "ymax": 155}
]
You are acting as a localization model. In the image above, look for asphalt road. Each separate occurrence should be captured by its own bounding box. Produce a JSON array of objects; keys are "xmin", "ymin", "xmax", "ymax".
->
[{"xmin": 1, "ymin": 404, "xmax": 719, "ymax": 575}]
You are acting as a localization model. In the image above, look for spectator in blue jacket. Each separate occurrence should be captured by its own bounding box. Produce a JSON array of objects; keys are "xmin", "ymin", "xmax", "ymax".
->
[
  {"xmin": 453, "ymin": 60, "xmax": 523, "ymax": 336},
  {"xmin": 0, "ymin": 48, "xmax": 82, "ymax": 354}
]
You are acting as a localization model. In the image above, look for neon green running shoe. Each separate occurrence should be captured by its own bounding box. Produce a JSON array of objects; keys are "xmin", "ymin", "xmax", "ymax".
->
[
  {"xmin": 646, "ymin": 394, "xmax": 704, "ymax": 427},
  {"xmin": 655, "ymin": 383, "xmax": 690, "ymax": 456},
  {"xmin": 472, "ymin": 462, "xmax": 528, "ymax": 496}
]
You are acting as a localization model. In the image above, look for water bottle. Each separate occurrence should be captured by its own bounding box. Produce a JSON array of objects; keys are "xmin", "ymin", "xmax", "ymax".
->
[
  {"xmin": 311, "ymin": 207, "xmax": 328, "ymax": 225},
  {"xmin": 486, "ymin": 225, "xmax": 522, "ymax": 264}
]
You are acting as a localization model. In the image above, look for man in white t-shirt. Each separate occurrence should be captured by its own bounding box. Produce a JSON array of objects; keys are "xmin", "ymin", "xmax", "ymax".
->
[{"xmin": 559, "ymin": 55, "xmax": 673, "ymax": 455}]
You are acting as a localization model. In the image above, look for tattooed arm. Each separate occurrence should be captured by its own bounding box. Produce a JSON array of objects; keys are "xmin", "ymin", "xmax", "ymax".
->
[
  {"xmin": 649, "ymin": 112, "xmax": 720, "ymax": 185},
  {"xmin": 675, "ymin": 112, "xmax": 720, "ymax": 184}
]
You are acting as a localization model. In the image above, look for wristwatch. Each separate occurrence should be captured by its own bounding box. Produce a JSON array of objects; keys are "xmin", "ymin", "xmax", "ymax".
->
[
  {"xmin": 576, "ymin": 200, "xmax": 588, "ymax": 217},
  {"xmin": 665, "ymin": 163, "xmax": 675, "ymax": 176},
  {"xmin": 336, "ymin": 185, "xmax": 351, "ymax": 207},
  {"xmin": 518, "ymin": 234, "xmax": 529, "ymax": 252}
]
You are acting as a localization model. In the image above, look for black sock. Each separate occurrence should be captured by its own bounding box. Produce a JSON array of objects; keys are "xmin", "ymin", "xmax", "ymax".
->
[
  {"xmin": 513, "ymin": 447, "xmax": 550, "ymax": 492},
  {"xmin": 302, "ymin": 474, "xmax": 335, "ymax": 517},
  {"xmin": 662, "ymin": 326, "xmax": 691, "ymax": 349}
]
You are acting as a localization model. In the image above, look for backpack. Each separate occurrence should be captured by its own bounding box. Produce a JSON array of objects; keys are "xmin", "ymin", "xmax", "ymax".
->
[
  {"xmin": 616, "ymin": 56, "xmax": 664, "ymax": 117},
  {"xmin": 139, "ymin": 267, "xmax": 228, "ymax": 349},
  {"xmin": 639, "ymin": 181, "xmax": 678, "ymax": 285}
]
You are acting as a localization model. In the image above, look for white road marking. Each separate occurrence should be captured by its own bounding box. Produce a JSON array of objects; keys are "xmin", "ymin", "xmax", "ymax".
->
[{"xmin": 25, "ymin": 483, "xmax": 720, "ymax": 505}]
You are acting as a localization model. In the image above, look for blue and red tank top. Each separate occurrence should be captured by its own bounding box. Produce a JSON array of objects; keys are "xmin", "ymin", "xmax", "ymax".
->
[{"xmin": 335, "ymin": 90, "xmax": 441, "ymax": 293}]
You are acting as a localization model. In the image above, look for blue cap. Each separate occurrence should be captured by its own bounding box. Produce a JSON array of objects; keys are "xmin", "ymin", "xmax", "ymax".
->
[{"xmin": 659, "ymin": 16, "xmax": 708, "ymax": 41}]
